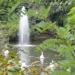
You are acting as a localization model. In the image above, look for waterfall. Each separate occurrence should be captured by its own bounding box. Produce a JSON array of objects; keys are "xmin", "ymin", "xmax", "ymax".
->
[
  {"xmin": 19, "ymin": 6, "xmax": 30, "ymax": 45},
  {"xmin": 18, "ymin": 6, "xmax": 30, "ymax": 65}
]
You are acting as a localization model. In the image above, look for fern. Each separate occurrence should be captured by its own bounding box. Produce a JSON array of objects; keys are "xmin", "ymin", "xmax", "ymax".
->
[{"xmin": 32, "ymin": 21, "xmax": 57, "ymax": 33}]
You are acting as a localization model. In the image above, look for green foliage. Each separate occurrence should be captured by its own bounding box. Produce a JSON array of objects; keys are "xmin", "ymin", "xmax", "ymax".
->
[
  {"xmin": 0, "ymin": 29, "xmax": 8, "ymax": 50},
  {"xmin": 0, "ymin": 0, "xmax": 73, "ymax": 40},
  {"xmin": 0, "ymin": 0, "xmax": 75, "ymax": 75},
  {"xmin": 34, "ymin": 5, "xmax": 75, "ymax": 73},
  {"xmin": 0, "ymin": 19, "xmax": 18, "ymax": 39},
  {"xmin": 28, "ymin": 6, "xmax": 50, "ymax": 19},
  {"xmin": 67, "ymin": 10, "xmax": 75, "ymax": 26},
  {"xmin": 48, "ymin": 0, "xmax": 72, "ymax": 26},
  {"xmin": 68, "ymin": 7, "xmax": 75, "ymax": 15},
  {"xmin": 65, "ymin": 6, "xmax": 75, "ymax": 36},
  {"xmin": 32, "ymin": 21, "xmax": 57, "ymax": 33},
  {"xmin": 0, "ymin": 0, "xmax": 20, "ymax": 42},
  {"xmin": 51, "ymin": 71, "xmax": 72, "ymax": 75},
  {"xmin": 35, "ymin": 24, "xmax": 75, "ymax": 59},
  {"xmin": 6, "ymin": 20, "xmax": 18, "ymax": 37},
  {"xmin": 0, "ymin": 49, "xmax": 25, "ymax": 75}
]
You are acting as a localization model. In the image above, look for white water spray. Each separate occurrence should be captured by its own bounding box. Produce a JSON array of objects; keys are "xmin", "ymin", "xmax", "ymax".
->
[
  {"xmin": 18, "ymin": 6, "xmax": 30, "ymax": 65},
  {"xmin": 19, "ymin": 6, "xmax": 30, "ymax": 45}
]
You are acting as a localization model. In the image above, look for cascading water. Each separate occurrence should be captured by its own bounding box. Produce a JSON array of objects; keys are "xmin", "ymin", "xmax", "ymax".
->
[
  {"xmin": 18, "ymin": 6, "xmax": 30, "ymax": 65},
  {"xmin": 19, "ymin": 6, "xmax": 30, "ymax": 45}
]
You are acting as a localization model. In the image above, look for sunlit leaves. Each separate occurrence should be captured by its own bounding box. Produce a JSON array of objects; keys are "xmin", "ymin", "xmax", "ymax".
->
[
  {"xmin": 56, "ymin": 27, "xmax": 70, "ymax": 39},
  {"xmin": 68, "ymin": 7, "xmax": 75, "ymax": 16},
  {"xmin": 28, "ymin": 6, "xmax": 50, "ymax": 19},
  {"xmin": 37, "ymin": 6, "xmax": 50, "ymax": 19},
  {"xmin": 65, "ymin": 6, "xmax": 75, "ymax": 35},
  {"xmin": 67, "ymin": 7, "xmax": 75, "ymax": 25},
  {"xmin": 27, "ymin": 9, "xmax": 37, "ymax": 17}
]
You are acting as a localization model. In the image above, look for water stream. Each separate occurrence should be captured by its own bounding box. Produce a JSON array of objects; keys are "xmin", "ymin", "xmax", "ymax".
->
[
  {"xmin": 19, "ymin": 6, "xmax": 30, "ymax": 45},
  {"xmin": 18, "ymin": 6, "xmax": 30, "ymax": 65}
]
